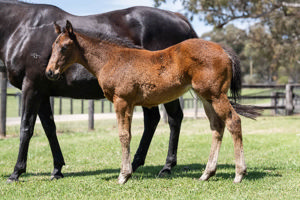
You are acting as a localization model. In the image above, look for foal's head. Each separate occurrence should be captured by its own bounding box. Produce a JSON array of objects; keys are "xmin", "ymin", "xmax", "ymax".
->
[{"xmin": 46, "ymin": 20, "xmax": 80, "ymax": 80}]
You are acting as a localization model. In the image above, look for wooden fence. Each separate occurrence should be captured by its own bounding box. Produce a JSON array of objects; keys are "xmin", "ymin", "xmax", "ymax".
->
[{"xmin": 2, "ymin": 84, "xmax": 300, "ymax": 131}]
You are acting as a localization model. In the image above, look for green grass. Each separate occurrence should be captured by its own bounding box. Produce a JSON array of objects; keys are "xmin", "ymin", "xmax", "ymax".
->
[{"xmin": 1, "ymin": 116, "xmax": 299, "ymax": 199}]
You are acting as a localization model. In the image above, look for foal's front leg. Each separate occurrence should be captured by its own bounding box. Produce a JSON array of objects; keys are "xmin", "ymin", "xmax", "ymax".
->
[{"xmin": 114, "ymin": 98, "xmax": 134, "ymax": 184}]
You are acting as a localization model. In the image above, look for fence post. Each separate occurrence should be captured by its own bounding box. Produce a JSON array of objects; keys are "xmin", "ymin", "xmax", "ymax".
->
[
  {"xmin": 70, "ymin": 98, "xmax": 73, "ymax": 114},
  {"xmin": 285, "ymin": 84, "xmax": 293, "ymax": 115},
  {"xmin": 59, "ymin": 97, "xmax": 62, "ymax": 115},
  {"xmin": 0, "ymin": 63, "xmax": 7, "ymax": 138},
  {"xmin": 271, "ymin": 92, "xmax": 277, "ymax": 115},
  {"xmin": 109, "ymin": 102, "xmax": 112, "ymax": 112},
  {"xmin": 88, "ymin": 100, "xmax": 94, "ymax": 130},
  {"xmin": 101, "ymin": 99, "xmax": 104, "ymax": 113},
  {"xmin": 194, "ymin": 96, "xmax": 198, "ymax": 119},
  {"xmin": 81, "ymin": 99, "xmax": 84, "ymax": 114}
]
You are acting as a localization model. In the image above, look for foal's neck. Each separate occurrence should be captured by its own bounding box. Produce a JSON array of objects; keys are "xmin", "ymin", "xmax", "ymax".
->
[{"xmin": 76, "ymin": 33, "xmax": 134, "ymax": 77}]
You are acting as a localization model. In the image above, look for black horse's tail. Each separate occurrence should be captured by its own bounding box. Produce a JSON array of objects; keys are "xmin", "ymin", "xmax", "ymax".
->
[{"xmin": 222, "ymin": 45, "xmax": 262, "ymax": 119}]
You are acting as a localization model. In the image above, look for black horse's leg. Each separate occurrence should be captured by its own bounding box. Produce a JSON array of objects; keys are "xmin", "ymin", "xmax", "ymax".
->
[
  {"xmin": 38, "ymin": 96, "xmax": 65, "ymax": 180},
  {"xmin": 7, "ymin": 78, "xmax": 41, "ymax": 182},
  {"xmin": 158, "ymin": 99, "xmax": 183, "ymax": 176},
  {"xmin": 132, "ymin": 106, "xmax": 160, "ymax": 172}
]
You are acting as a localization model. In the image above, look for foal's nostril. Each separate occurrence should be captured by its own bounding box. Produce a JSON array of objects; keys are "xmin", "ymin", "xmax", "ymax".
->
[
  {"xmin": 46, "ymin": 70, "xmax": 60, "ymax": 80},
  {"xmin": 46, "ymin": 70, "xmax": 53, "ymax": 78}
]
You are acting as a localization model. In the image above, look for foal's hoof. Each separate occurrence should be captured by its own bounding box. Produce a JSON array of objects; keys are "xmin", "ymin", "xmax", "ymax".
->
[
  {"xmin": 50, "ymin": 172, "xmax": 64, "ymax": 181},
  {"xmin": 233, "ymin": 174, "xmax": 244, "ymax": 183},
  {"xmin": 199, "ymin": 174, "xmax": 210, "ymax": 181},
  {"xmin": 199, "ymin": 171, "xmax": 215, "ymax": 181},
  {"xmin": 233, "ymin": 169, "xmax": 247, "ymax": 183},
  {"xmin": 118, "ymin": 173, "xmax": 132, "ymax": 184}
]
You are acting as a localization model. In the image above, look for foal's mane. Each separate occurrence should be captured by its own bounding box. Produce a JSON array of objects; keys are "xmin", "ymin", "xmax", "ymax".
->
[{"xmin": 74, "ymin": 29, "xmax": 142, "ymax": 50}]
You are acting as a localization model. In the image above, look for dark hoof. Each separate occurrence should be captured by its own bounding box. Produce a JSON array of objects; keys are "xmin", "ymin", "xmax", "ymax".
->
[
  {"xmin": 158, "ymin": 167, "xmax": 171, "ymax": 177},
  {"xmin": 50, "ymin": 172, "xmax": 64, "ymax": 180},
  {"xmin": 6, "ymin": 178, "xmax": 18, "ymax": 184}
]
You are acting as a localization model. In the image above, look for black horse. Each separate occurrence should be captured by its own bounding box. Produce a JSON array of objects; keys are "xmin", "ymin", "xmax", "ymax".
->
[{"xmin": 0, "ymin": 1, "xmax": 198, "ymax": 182}]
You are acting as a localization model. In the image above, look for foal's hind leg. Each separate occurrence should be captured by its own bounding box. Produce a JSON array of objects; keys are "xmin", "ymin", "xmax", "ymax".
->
[
  {"xmin": 199, "ymin": 99, "xmax": 225, "ymax": 181},
  {"xmin": 114, "ymin": 97, "xmax": 134, "ymax": 184},
  {"xmin": 210, "ymin": 95, "xmax": 247, "ymax": 183}
]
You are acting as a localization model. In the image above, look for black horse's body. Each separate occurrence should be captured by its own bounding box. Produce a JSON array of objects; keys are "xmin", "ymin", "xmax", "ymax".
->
[{"xmin": 0, "ymin": 1, "xmax": 198, "ymax": 181}]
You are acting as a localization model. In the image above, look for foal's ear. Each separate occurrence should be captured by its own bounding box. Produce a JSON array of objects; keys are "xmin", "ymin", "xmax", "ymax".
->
[
  {"xmin": 65, "ymin": 20, "xmax": 74, "ymax": 35},
  {"xmin": 54, "ymin": 22, "xmax": 61, "ymax": 34}
]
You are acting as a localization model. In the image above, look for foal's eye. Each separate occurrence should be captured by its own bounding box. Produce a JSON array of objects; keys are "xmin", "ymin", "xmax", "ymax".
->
[{"xmin": 60, "ymin": 46, "xmax": 67, "ymax": 53}]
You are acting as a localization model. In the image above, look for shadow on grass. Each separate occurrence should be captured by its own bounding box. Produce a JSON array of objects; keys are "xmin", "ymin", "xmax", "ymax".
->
[{"xmin": 5, "ymin": 163, "xmax": 281, "ymax": 182}]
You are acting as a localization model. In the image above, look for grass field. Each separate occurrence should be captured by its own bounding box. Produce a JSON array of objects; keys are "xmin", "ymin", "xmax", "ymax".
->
[{"xmin": 0, "ymin": 115, "xmax": 299, "ymax": 199}]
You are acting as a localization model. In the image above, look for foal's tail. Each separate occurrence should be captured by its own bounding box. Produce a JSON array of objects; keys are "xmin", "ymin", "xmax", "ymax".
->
[
  {"xmin": 223, "ymin": 45, "xmax": 262, "ymax": 120},
  {"xmin": 222, "ymin": 45, "xmax": 242, "ymax": 102},
  {"xmin": 230, "ymin": 102, "xmax": 263, "ymax": 120}
]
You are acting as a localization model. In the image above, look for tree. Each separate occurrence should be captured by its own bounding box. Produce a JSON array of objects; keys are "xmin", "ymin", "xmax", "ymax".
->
[
  {"xmin": 201, "ymin": 25, "xmax": 250, "ymax": 77},
  {"xmin": 154, "ymin": 0, "xmax": 300, "ymax": 28},
  {"xmin": 155, "ymin": 0, "xmax": 300, "ymax": 83}
]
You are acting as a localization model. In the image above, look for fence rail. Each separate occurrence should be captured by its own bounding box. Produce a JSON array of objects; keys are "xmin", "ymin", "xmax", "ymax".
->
[{"xmin": 4, "ymin": 84, "xmax": 300, "ymax": 114}]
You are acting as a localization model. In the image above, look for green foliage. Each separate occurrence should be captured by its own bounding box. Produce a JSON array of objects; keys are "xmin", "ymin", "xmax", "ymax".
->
[
  {"xmin": 1, "ymin": 117, "xmax": 300, "ymax": 199},
  {"xmin": 155, "ymin": 0, "xmax": 300, "ymax": 84}
]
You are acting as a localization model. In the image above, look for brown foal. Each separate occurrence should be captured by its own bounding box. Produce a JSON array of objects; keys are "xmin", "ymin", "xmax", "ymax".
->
[{"xmin": 46, "ymin": 21, "xmax": 256, "ymax": 184}]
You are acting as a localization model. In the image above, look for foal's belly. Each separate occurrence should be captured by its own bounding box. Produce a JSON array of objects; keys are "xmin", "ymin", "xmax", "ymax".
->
[
  {"xmin": 135, "ymin": 83, "xmax": 191, "ymax": 108},
  {"xmin": 100, "ymin": 61, "xmax": 191, "ymax": 107},
  {"xmin": 101, "ymin": 78, "xmax": 191, "ymax": 108}
]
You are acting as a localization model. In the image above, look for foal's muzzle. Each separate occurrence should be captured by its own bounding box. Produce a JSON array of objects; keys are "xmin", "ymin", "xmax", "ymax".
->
[{"xmin": 46, "ymin": 69, "xmax": 60, "ymax": 81}]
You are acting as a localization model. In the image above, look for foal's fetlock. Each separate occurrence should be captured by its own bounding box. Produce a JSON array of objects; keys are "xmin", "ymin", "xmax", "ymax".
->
[
  {"xmin": 118, "ymin": 172, "xmax": 132, "ymax": 184},
  {"xmin": 199, "ymin": 170, "xmax": 216, "ymax": 181}
]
